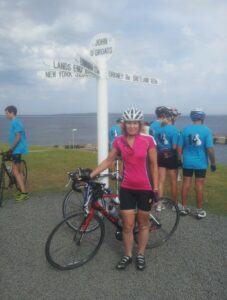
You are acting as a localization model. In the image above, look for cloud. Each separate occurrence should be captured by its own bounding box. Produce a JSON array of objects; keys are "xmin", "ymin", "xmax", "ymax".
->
[{"xmin": 0, "ymin": 0, "xmax": 227, "ymax": 115}]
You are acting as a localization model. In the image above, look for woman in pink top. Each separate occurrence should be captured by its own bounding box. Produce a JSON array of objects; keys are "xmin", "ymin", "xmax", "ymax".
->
[{"xmin": 90, "ymin": 108, "xmax": 158, "ymax": 271}]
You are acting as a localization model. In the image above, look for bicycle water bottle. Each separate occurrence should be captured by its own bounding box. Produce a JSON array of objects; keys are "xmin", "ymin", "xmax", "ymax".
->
[
  {"xmin": 109, "ymin": 200, "xmax": 119, "ymax": 218},
  {"xmin": 109, "ymin": 205, "xmax": 119, "ymax": 218}
]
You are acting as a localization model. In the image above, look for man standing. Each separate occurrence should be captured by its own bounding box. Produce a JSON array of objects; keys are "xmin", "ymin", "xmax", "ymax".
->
[
  {"xmin": 178, "ymin": 108, "xmax": 216, "ymax": 219},
  {"xmin": 5, "ymin": 105, "xmax": 29, "ymax": 202}
]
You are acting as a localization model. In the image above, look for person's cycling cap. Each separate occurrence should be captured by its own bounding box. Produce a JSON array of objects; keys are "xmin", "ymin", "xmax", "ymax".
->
[
  {"xmin": 122, "ymin": 108, "xmax": 144, "ymax": 122},
  {"xmin": 190, "ymin": 108, "xmax": 206, "ymax": 121}
]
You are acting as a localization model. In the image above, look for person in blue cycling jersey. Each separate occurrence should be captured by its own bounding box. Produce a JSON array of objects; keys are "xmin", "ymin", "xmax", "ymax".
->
[
  {"xmin": 178, "ymin": 108, "xmax": 216, "ymax": 219},
  {"xmin": 149, "ymin": 106, "xmax": 168, "ymax": 137},
  {"xmin": 154, "ymin": 108, "xmax": 180, "ymax": 204},
  {"xmin": 169, "ymin": 108, "xmax": 182, "ymax": 182},
  {"xmin": 109, "ymin": 118, "xmax": 123, "ymax": 175},
  {"xmin": 109, "ymin": 118, "xmax": 123, "ymax": 150},
  {"xmin": 5, "ymin": 105, "xmax": 29, "ymax": 202}
]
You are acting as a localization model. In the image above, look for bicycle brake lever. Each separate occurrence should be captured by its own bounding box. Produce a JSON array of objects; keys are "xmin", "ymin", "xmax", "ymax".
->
[{"xmin": 65, "ymin": 178, "xmax": 72, "ymax": 188}]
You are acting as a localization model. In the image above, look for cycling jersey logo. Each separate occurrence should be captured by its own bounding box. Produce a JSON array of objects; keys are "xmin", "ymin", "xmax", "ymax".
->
[
  {"xmin": 189, "ymin": 134, "xmax": 202, "ymax": 146},
  {"xmin": 158, "ymin": 133, "xmax": 169, "ymax": 145}
]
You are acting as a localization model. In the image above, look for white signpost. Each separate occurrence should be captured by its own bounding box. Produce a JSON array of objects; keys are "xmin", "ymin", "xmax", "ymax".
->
[
  {"xmin": 89, "ymin": 33, "xmax": 115, "ymax": 165},
  {"xmin": 43, "ymin": 33, "xmax": 159, "ymax": 183}
]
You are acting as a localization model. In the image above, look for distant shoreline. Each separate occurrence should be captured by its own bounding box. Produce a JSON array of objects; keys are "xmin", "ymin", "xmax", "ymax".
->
[{"xmin": 0, "ymin": 113, "xmax": 227, "ymax": 117}]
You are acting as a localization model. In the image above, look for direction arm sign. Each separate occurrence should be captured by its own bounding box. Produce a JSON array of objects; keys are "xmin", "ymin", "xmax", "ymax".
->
[
  {"xmin": 43, "ymin": 58, "xmax": 99, "ymax": 79},
  {"xmin": 108, "ymin": 70, "xmax": 159, "ymax": 85}
]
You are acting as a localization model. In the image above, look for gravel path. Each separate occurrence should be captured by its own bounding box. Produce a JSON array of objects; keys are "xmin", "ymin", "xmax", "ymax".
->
[{"xmin": 0, "ymin": 193, "xmax": 226, "ymax": 300}]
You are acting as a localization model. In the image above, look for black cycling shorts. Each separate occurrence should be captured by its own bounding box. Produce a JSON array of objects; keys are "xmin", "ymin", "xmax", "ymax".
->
[
  {"xmin": 158, "ymin": 151, "xmax": 178, "ymax": 170},
  {"xmin": 183, "ymin": 168, "xmax": 206, "ymax": 178},
  {"xmin": 119, "ymin": 187, "xmax": 153, "ymax": 212},
  {"xmin": 12, "ymin": 154, "xmax": 22, "ymax": 164}
]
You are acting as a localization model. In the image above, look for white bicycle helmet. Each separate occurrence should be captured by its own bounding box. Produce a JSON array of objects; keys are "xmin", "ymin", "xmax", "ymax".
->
[{"xmin": 122, "ymin": 108, "xmax": 144, "ymax": 122}]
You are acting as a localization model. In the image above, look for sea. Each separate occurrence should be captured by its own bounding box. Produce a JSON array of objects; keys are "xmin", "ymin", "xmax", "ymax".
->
[{"xmin": 0, "ymin": 114, "xmax": 227, "ymax": 164}]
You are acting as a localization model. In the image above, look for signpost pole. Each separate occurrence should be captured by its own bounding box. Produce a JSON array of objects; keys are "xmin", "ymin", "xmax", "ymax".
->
[
  {"xmin": 89, "ymin": 33, "xmax": 115, "ymax": 185},
  {"xmin": 97, "ymin": 62, "xmax": 108, "ymax": 164}
]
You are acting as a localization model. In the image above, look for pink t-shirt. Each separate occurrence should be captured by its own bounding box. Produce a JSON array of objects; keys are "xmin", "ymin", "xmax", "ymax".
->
[{"xmin": 113, "ymin": 134, "xmax": 156, "ymax": 191}]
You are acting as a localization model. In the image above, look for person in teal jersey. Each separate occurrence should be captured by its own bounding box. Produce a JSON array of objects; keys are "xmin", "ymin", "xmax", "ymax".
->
[
  {"xmin": 5, "ymin": 105, "xmax": 29, "ymax": 202},
  {"xmin": 109, "ymin": 118, "xmax": 123, "ymax": 176},
  {"xmin": 149, "ymin": 106, "xmax": 168, "ymax": 137},
  {"xmin": 109, "ymin": 118, "xmax": 123, "ymax": 150},
  {"xmin": 178, "ymin": 108, "xmax": 216, "ymax": 219},
  {"xmin": 154, "ymin": 108, "xmax": 180, "ymax": 205}
]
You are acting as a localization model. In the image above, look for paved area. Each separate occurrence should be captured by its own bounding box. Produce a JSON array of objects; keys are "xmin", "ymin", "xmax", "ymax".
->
[{"xmin": 0, "ymin": 193, "xmax": 227, "ymax": 300}]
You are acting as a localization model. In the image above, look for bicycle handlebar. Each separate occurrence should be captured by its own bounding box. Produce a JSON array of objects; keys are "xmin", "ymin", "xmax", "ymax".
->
[
  {"xmin": 68, "ymin": 168, "xmax": 116, "ymax": 183},
  {"xmin": 0, "ymin": 151, "xmax": 13, "ymax": 161}
]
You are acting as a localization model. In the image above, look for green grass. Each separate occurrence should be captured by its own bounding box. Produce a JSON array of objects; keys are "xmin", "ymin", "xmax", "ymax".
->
[
  {"xmin": 27, "ymin": 147, "xmax": 97, "ymax": 193},
  {"xmin": 1, "ymin": 144, "xmax": 227, "ymax": 216}
]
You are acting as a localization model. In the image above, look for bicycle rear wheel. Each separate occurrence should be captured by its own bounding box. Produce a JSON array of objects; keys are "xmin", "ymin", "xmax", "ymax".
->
[
  {"xmin": 134, "ymin": 197, "xmax": 180, "ymax": 248},
  {"xmin": 45, "ymin": 212, "xmax": 105, "ymax": 270},
  {"xmin": 62, "ymin": 188, "xmax": 84, "ymax": 218},
  {"xmin": 62, "ymin": 188, "xmax": 105, "ymax": 232},
  {"xmin": 15, "ymin": 160, "xmax": 27, "ymax": 191}
]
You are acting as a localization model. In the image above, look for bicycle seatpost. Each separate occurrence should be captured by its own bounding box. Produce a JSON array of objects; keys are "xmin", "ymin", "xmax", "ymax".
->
[{"xmin": 115, "ymin": 159, "xmax": 120, "ymax": 195}]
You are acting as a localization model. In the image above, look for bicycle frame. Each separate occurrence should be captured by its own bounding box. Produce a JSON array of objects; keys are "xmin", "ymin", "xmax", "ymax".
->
[
  {"xmin": 94, "ymin": 201, "xmax": 121, "ymax": 229},
  {"xmin": 81, "ymin": 180, "xmax": 122, "ymax": 231},
  {"xmin": 1, "ymin": 161, "xmax": 14, "ymax": 187}
]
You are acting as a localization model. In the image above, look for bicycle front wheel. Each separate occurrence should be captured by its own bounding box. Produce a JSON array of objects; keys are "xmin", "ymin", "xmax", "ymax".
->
[
  {"xmin": 134, "ymin": 197, "xmax": 180, "ymax": 248},
  {"xmin": 45, "ymin": 212, "xmax": 105, "ymax": 270},
  {"xmin": 15, "ymin": 160, "xmax": 27, "ymax": 191}
]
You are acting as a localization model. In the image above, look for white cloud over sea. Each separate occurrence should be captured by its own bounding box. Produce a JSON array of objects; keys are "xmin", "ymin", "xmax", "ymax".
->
[{"xmin": 0, "ymin": 0, "xmax": 227, "ymax": 115}]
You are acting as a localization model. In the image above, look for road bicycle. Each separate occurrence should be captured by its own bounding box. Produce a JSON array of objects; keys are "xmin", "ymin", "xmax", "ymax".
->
[
  {"xmin": 0, "ymin": 152, "xmax": 28, "ymax": 207},
  {"xmin": 45, "ymin": 168, "xmax": 180, "ymax": 270}
]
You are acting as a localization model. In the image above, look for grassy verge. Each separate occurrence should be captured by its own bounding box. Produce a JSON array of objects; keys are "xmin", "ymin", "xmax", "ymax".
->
[{"xmin": 1, "ymin": 144, "xmax": 227, "ymax": 216}]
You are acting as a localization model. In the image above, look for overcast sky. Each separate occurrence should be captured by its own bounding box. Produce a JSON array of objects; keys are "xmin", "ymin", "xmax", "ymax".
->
[{"xmin": 0, "ymin": 0, "xmax": 227, "ymax": 115}]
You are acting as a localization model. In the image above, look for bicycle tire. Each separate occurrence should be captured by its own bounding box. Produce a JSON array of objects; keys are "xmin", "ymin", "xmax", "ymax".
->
[
  {"xmin": 15, "ymin": 160, "xmax": 27, "ymax": 191},
  {"xmin": 62, "ymin": 188, "xmax": 84, "ymax": 218},
  {"xmin": 0, "ymin": 167, "xmax": 4, "ymax": 207},
  {"xmin": 62, "ymin": 188, "xmax": 105, "ymax": 232},
  {"xmin": 134, "ymin": 197, "xmax": 180, "ymax": 248},
  {"xmin": 62, "ymin": 188, "xmax": 96, "ymax": 232},
  {"xmin": 45, "ymin": 212, "xmax": 105, "ymax": 270}
]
